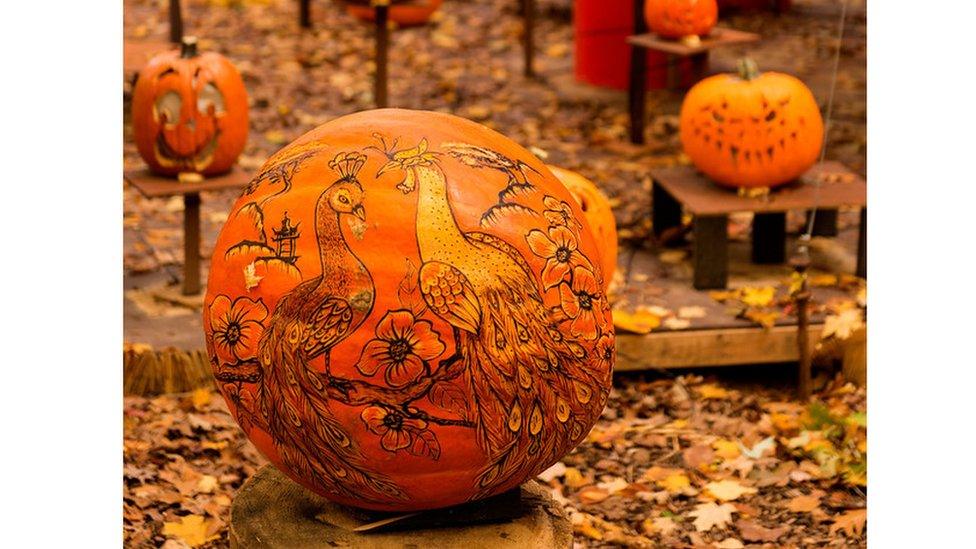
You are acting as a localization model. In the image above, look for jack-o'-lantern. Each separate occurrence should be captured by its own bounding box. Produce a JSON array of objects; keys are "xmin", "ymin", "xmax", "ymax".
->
[
  {"xmin": 679, "ymin": 59, "xmax": 824, "ymax": 189},
  {"xmin": 132, "ymin": 37, "xmax": 248, "ymax": 176},
  {"xmin": 644, "ymin": 0, "xmax": 718, "ymax": 39},
  {"xmin": 344, "ymin": 0, "xmax": 444, "ymax": 27},
  {"xmin": 547, "ymin": 166, "xmax": 618, "ymax": 290},
  {"xmin": 205, "ymin": 109, "xmax": 614, "ymax": 511}
]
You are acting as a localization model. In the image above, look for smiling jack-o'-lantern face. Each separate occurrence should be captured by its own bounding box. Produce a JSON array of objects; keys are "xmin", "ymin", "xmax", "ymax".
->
[
  {"xmin": 680, "ymin": 59, "xmax": 824, "ymax": 189},
  {"xmin": 132, "ymin": 37, "xmax": 248, "ymax": 176}
]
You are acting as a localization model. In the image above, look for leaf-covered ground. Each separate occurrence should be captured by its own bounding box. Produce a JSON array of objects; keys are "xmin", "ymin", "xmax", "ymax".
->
[{"xmin": 124, "ymin": 373, "xmax": 866, "ymax": 547}]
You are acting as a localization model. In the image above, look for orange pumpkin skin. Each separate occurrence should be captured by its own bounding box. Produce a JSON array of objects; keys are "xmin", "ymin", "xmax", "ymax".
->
[
  {"xmin": 644, "ymin": 0, "xmax": 718, "ymax": 39},
  {"xmin": 131, "ymin": 42, "xmax": 248, "ymax": 176},
  {"xmin": 547, "ymin": 166, "xmax": 617, "ymax": 290},
  {"xmin": 679, "ymin": 63, "xmax": 824, "ymax": 189},
  {"xmin": 345, "ymin": 0, "xmax": 444, "ymax": 26},
  {"xmin": 205, "ymin": 109, "xmax": 614, "ymax": 511}
]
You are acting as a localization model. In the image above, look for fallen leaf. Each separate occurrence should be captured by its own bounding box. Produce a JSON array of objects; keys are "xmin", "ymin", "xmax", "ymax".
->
[
  {"xmin": 829, "ymin": 508, "xmax": 867, "ymax": 537},
  {"xmin": 705, "ymin": 480, "xmax": 758, "ymax": 501},
  {"xmin": 697, "ymin": 384, "xmax": 730, "ymax": 400},
  {"xmin": 740, "ymin": 286, "xmax": 776, "ymax": 307},
  {"xmin": 613, "ymin": 309, "xmax": 661, "ymax": 334},
  {"xmin": 786, "ymin": 493, "xmax": 822, "ymax": 513},
  {"xmin": 191, "ymin": 388, "xmax": 212, "ymax": 412},
  {"xmin": 714, "ymin": 538, "xmax": 745, "ymax": 549},
  {"xmin": 578, "ymin": 486, "xmax": 610, "ymax": 504},
  {"xmin": 688, "ymin": 502, "xmax": 738, "ymax": 532},
  {"xmin": 738, "ymin": 436, "xmax": 776, "ymax": 459},
  {"xmin": 736, "ymin": 519, "xmax": 790, "ymax": 542},
  {"xmin": 713, "ymin": 439, "xmax": 741, "ymax": 460},
  {"xmin": 660, "ymin": 473, "xmax": 691, "ymax": 493},
  {"xmin": 162, "ymin": 515, "xmax": 219, "ymax": 547},
  {"xmin": 663, "ymin": 317, "xmax": 691, "ymax": 330},
  {"xmin": 678, "ymin": 306, "xmax": 707, "ymax": 318},
  {"xmin": 538, "ymin": 462, "xmax": 566, "ymax": 482},
  {"xmin": 683, "ymin": 444, "xmax": 716, "ymax": 471},
  {"xmin": 743, "ymin": 309, "xmax": 780, "ymax": 329},
  {"xmin": 822, "ymin": 308, "xmax": 865, "ymax": 340}
]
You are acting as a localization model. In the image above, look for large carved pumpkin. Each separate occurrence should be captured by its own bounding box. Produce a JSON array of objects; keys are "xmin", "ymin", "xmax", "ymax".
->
[
  {"xmin": 547, "ymin": 166, "xmax": 618, "ymax": 290},
  {"xmin": 204, "ymin": 109, "xmax": 614, "ymax": 511},
  {"xmin": 132, "ymin": 37, "xmax": 248, "ymax": 176},
  {"xmin": 679, "ymin": 59, "xmax": 824, "ymax": 189},
  {"xmin": 644, "ymin": 0, "xmax": 718, "ymax": 39},
  {"xmin": 344, "ymin": 0, "xmax": 444, "ymax": 26}
]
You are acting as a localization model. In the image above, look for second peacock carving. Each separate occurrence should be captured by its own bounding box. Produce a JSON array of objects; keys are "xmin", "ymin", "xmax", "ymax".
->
[{"xmin": 204, "ymin": 109, "xmax": 615, "ymax": 511}]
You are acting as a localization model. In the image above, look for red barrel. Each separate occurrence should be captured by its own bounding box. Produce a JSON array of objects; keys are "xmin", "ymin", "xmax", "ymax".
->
[{"xmin": 574, "ymin": 0, "xmax": 697, "ymax": 90}]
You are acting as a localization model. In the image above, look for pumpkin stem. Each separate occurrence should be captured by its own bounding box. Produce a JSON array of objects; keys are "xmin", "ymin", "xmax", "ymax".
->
[
  {"xmin": 736, "ymin": 58, "xmax": 760, "ymax": 81},
  {"xmin": 181, "ymin": 36, "xmax": 199, "ymax": 59}
]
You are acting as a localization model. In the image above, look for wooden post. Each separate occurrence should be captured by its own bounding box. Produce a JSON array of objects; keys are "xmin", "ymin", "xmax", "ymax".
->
[
  {"xmin": 856, "ymin": 207, "xmax": 866, "ymax": 278},
  {"xmin": 690, "ymin": 51, "xmax": 708, "ymax": 84},
  {"xmin": 374, "ymin": 1, "xmax": 389, "ymax": 108},
  {"xmin": 628, "ymin": 0, "xmax": 648, "ymax": 144},
  {"xmin": 183, "ymin": 192, "xmax": 202, "ymax": 295},
  {"xmin": 693, "ymin": 215, "xmax": 728, "ymax": 289},
  {"xmin": 652, "ymin": 180, "xmax": 682, "ymax": 238},
  {"xmin": 522, "ymin": 0, "xmax": 536, "ymax": 78},
  {"xmin": 299, "ymin": 0, "xmax": 311, "ymax": 28},
  {"xmin": 169, "ymin": 0, "xmax": 183, "ymax": 44},
  {"xmin": 791, "ymin": 238, "xmax": 812, "ymax": 399},
  {"xmin": 752, "ymin": 212, "xmax": 787, "ymax": 264}
]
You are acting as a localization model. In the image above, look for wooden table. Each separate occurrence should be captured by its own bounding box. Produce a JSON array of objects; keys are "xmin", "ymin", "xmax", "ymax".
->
[
  {"xmin": 627, "ymin": 0, "xmax": 760, "ymax": 143},
  {"xmin": 125, "ymin": 167, "xmax": 251, "ymax": 295},
  {"xmin": 650, "ymin": 161, "xmax": 867, "ymax": 289}
]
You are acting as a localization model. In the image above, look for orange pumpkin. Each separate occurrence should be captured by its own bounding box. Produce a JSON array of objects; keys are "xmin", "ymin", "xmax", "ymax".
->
[
  {"xmin": 547, "ymin": 166, "xmax": 617, "ymax": 290},
  {"xmin": 205, "ymin": 109, "xmax": 614, "ymax": 511},
  {"xmin": 131, "ymin": 37, "xmax": 248, "ymax": 176},
  {"xmin": 679, "ymin": 59, "xmax": 824, "ymax": 189},
  {"xmin": 644, "ymin": 0, "xmax": 718, "ymax": 39},
  {"xmin": 345, "ymin": 0, "xmax": 444, "ymax": 26}
]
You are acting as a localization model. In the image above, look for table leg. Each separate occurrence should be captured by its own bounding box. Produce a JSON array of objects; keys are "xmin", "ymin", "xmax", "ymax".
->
[
  {"xmin": 752, "ymin": 212, "xmax": 786, "ymax": 264},
  {"xmin": 522, "ymin": 0, "xmax": 535, "ymax": 78},
  {"xmin": 690, "ymin": 52, "xmax": 708, "ymax": 84},
  {"xmin": 169, "ymin": 0, "xmax": 183, "ymax": 44},
  {"xmin": 666, "ymin": 54, "xmax": 678, "ymax": 91},
  {"xmin": 183, "ymin": 193, "xmax": 202, "ymax": 296},
  {"xmin": 856, "ymin": 207, "xmax": 866, "ymax": 278},
  {"xmin": 693, "ymin": 215, "xmax": 729, "ymax": 289},
  {"xmin": 299, "ymin": 0, "xmax": 311, "ymax": 28},
  {"xmin": 807, "ymin": 208, "xmax": 839, "ymax": 236},
  {"xmin": 374, "ymin": 4, "xmax": 389, "ymax": 108},
  {"xmin": 652, "ymin": 180, "xmax": 682, "ymax": 238},
  {"xmin": 628, "ymin": 47, "xmax": 647, "ymax": 144}
]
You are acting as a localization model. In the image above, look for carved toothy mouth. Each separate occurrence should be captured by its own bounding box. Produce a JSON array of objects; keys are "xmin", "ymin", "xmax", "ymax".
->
[{"xmin": 154, "ymin": 129, "xmax": 221, "ymax": 172}]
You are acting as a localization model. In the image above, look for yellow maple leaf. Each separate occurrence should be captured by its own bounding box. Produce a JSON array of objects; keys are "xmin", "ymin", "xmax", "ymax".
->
[
  {"xmin": 163, "ymin": 515, "xmax": 219, "ymax": 547},
  {"xmin": 713, "ymin": 439, "xmax": 741, "ymax": 460},
  {"xmin": 822, "ymin": 309, "xmax": 865, "ymax": 340},
  {"xmin": 612, "ymin": 309, "xmax": 661, "ymax": 334},
  {"xmin": 740, "ymin": 286, "xmax": 776, "ymax": 307},
  {"xmin": 697, "ymin": 384, "xmax": 731, "ymax": 400},
  {"xmin": 704, "ymin": 479, "xmax": 758, "ymax": 501},
  {"xmin": 743, "ymin": 308, "xmax": 780, "ymax": 330},
  {"xmin": 660, "ymin": 473, "xmax": 691, "ymax": 493},
  {"xmin": 688, "ymin": 502, "xmax": 738, "ymax": 531}
]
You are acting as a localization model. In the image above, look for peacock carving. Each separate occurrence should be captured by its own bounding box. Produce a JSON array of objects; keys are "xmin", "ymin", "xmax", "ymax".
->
[
  {"xmin": 251, "ymin": 151, "xmax": 406, "ymax": 504},
  {"xmin": 375, "ymin": 138, "xmax": 613, "ymax": 497}
]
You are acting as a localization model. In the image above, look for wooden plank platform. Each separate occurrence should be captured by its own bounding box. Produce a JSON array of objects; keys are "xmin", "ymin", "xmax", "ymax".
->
[
  {"xmin": 651, "ymin": 161, "xmax": 867, "ymax": 216},
  {"xmin": 626, "ymin": 27, "xmax": 761, "ymax": 56},
  {"xmin": 124, "ymin": 166, "xmax": 251, "ymax": 198}
]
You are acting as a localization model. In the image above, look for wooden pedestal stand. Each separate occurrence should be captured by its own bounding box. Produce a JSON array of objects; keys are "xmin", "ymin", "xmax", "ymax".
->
[
  {"xmin": 124, "ymin": 167, "xmax": 250, "ymax": 295},
  {"xmin": 229, "ymin": 465, "xmax": 572, "ymax": 548},
  {"xmin": 650, "ymin": 161, "xmax": 867, "ymax": 289},
  {"xmin": 627, "ymin": 0, "xmax": 760, "ymax": 144}
]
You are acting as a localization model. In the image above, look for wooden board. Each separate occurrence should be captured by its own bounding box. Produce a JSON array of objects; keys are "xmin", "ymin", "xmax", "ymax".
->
[
  {"xmin": 627, "ymin": 27, "xmax": 760, "ymax": 56},
  {"xmin": 615, "ymin": 325, "xmax": 823, "ymax": 370},
  {"xmin": 124, "ymin": 166, "xmax": 251, "ymax": 198},
  {"xmin": 651, "ymin": 162, "xmax": 866, "ymax": 216},
  {"xmin": 229, "ymin": 465, "xmax": 572, "ymax": 549}
]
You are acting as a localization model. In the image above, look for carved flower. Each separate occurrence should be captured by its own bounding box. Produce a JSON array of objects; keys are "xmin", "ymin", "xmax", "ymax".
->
[
  {"xmin": 208, "ymin": 295, "xmax": 268, "ymax": 364},
  {"xmin": 356, "ymin": 309, "xmax": 446, "ymax": 388},
  {"xmin": 558, "ymin": 267, "xmax": 603, "ymax": 340},
  {"xmin": 595, "ymin": 333, "xmax": 615, "ymax": 372},
  {"xmin": 361, "ymin": 406, "xmax": 429, "ymax": 452},
  {"xmin": 542, "ymin": 195, "xmax": 582, "ymax": 230},
  {"xmin": 526, "ymin": 225, "xmax": 593, "ymax": 289}
]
